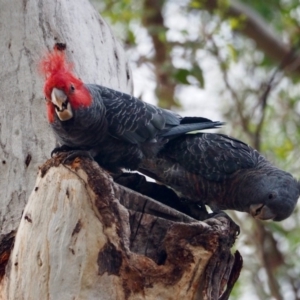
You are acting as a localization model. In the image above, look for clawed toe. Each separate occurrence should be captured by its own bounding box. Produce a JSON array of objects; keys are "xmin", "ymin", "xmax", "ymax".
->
[
  {"xmin": 50, "ymin": 145, "xmax": 94, "ymax": 164},
  {"xmin": 51, "ymin": 145, "xmax": 73, "ymax": 157}
]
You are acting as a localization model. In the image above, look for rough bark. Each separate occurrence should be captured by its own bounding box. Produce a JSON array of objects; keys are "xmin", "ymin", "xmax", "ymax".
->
[
  {"xmin": 0, "ymin": 0, "xmax": 132, "ymax": 241},
  {"xmin": 0, "ymin": 156, "xmax": 241, "ymax": 300}
]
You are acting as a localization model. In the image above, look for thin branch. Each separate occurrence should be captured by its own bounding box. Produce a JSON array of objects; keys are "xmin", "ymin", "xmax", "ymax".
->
[
  {"xmin": 254, "ymin": 46, "xmax": 300, "ymax": 150},
  {"xmin": 199, "ymin": 0, "xmax": 300, "ymax": 74},
  {"xmin": 208, "ymin": 36, "xmax": 254, "ymax": 142},
  {"xmin": 255, "ymin": 222, "xmax": 284, "ymax": 300}
]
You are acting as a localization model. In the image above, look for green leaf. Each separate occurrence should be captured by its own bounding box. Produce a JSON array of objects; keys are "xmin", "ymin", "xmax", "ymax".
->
[
  {"xmin": 127, "ymin": 29, "xmax": 136, "ymax": 45},
  {"xmin": 190, "ymin": 65, "xmax": 205, "ymax": 88},
  {"xmin": 173, "ymin": 66, "xmax": 205, "ymax": 87},
  {"xmin": 173, "ymin": 68, "xmax": 190, "ymax": 84},
  {"xmin": 227, "ymin": 44, "xmax": 238, "ymax": 62},
  {"xmin": 189, "ymin": 0, "xmax": 203, "ymax": 9}
]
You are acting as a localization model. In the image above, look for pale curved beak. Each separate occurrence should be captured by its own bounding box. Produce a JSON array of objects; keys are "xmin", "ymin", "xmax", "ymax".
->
[
  {"xmin": 250, "ymin": 204, "xmax": 276, "ymax": 220},
  {"xmin": 51, "ymin": 88, "xmax": 73, "ymax": 121}
]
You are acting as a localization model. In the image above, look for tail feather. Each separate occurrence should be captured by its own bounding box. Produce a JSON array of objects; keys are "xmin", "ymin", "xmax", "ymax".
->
[
  {"xmin": 180, "ymin": 116, "xmax": 214, "ymax": 124},
  {"xmin": 162, "ymin": 121, "xmax": 224, "ymax": 138}
]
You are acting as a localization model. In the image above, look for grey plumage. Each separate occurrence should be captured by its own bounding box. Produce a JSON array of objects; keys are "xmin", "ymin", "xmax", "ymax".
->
[
  {"xmin": 139, "ymin": 133, "xmax": 300, "ymax": 221},
  {"xmin": 50, "ymin": 84, "xmax": 223, "ymax": 171}
]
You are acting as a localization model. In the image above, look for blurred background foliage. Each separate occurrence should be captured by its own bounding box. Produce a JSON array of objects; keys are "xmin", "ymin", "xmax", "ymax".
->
[{"xmin": 93, "ymin": 0, "xmax": 300, "ymax": 299}]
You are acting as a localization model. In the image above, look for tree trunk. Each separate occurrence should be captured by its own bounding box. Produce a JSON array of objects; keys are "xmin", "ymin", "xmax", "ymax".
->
[
  {"xmin": 0, "ymin": 1, "xmax": 242, "ymax": 299},
  {"xmin": 0, "ymin": 156, "xmax": 242, "ymax": 300},
  {"xmin": 0, "ymin": 0, "xmax": 132, "ymax": 252}
]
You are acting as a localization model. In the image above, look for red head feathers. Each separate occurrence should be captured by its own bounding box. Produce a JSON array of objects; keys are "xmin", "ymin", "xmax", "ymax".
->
[{"xmin": 40, "ymin": 49, "xmax": 92, "ymax": 122}]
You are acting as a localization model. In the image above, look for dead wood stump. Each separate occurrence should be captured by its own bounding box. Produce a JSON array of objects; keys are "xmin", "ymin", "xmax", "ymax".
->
[{"xmin": 0, "ymin": 156, "xmax": 242, "ymax": 300}]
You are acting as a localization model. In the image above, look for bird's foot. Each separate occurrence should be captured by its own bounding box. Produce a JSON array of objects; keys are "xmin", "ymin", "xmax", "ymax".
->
[
  {"xmin": 62, "ymin": 150, "xmax": 94, "ymax": 164},
  {"xmin": 51, "ymin": 145, "xmax": 74, "ymax": 157}
]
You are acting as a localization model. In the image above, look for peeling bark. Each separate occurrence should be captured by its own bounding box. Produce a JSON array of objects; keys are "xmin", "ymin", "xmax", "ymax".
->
[{"xmin": 0, "ymin": 156, "xmax": 241, "ymax": 300}]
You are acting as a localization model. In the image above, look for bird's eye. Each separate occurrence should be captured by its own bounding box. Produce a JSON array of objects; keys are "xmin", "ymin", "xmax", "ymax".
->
[
  {"xmin": 70, "ymin": 84, "xmax": 75, "ymax": 92},
  {"xmin": 268, "ymin": 193, "xmax": 274, "ymax": 199}
]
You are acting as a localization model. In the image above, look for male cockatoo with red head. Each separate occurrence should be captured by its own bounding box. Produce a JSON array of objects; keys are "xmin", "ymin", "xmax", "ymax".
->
[{"xmin": 40, "ymin": 49, "xmax": 223, "ymax": 171}]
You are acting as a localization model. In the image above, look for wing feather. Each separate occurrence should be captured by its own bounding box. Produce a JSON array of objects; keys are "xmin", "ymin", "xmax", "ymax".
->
[
  {"xmin": 86, "ymin": 84, "xmax": 223, "ymax": 146},
  {"xmin": 162, "ymin": 133, "xmax": 259, "ymax": 181}
]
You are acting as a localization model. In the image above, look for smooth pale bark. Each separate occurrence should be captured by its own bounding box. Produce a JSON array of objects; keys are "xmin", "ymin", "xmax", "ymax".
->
[
  {"xmin": 0, "ymin": 0, "xmax": 132, "ymax": 237},
  {"xmin": 0, "ymin": 156, "xmax": 241, "ymax": 300}
]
